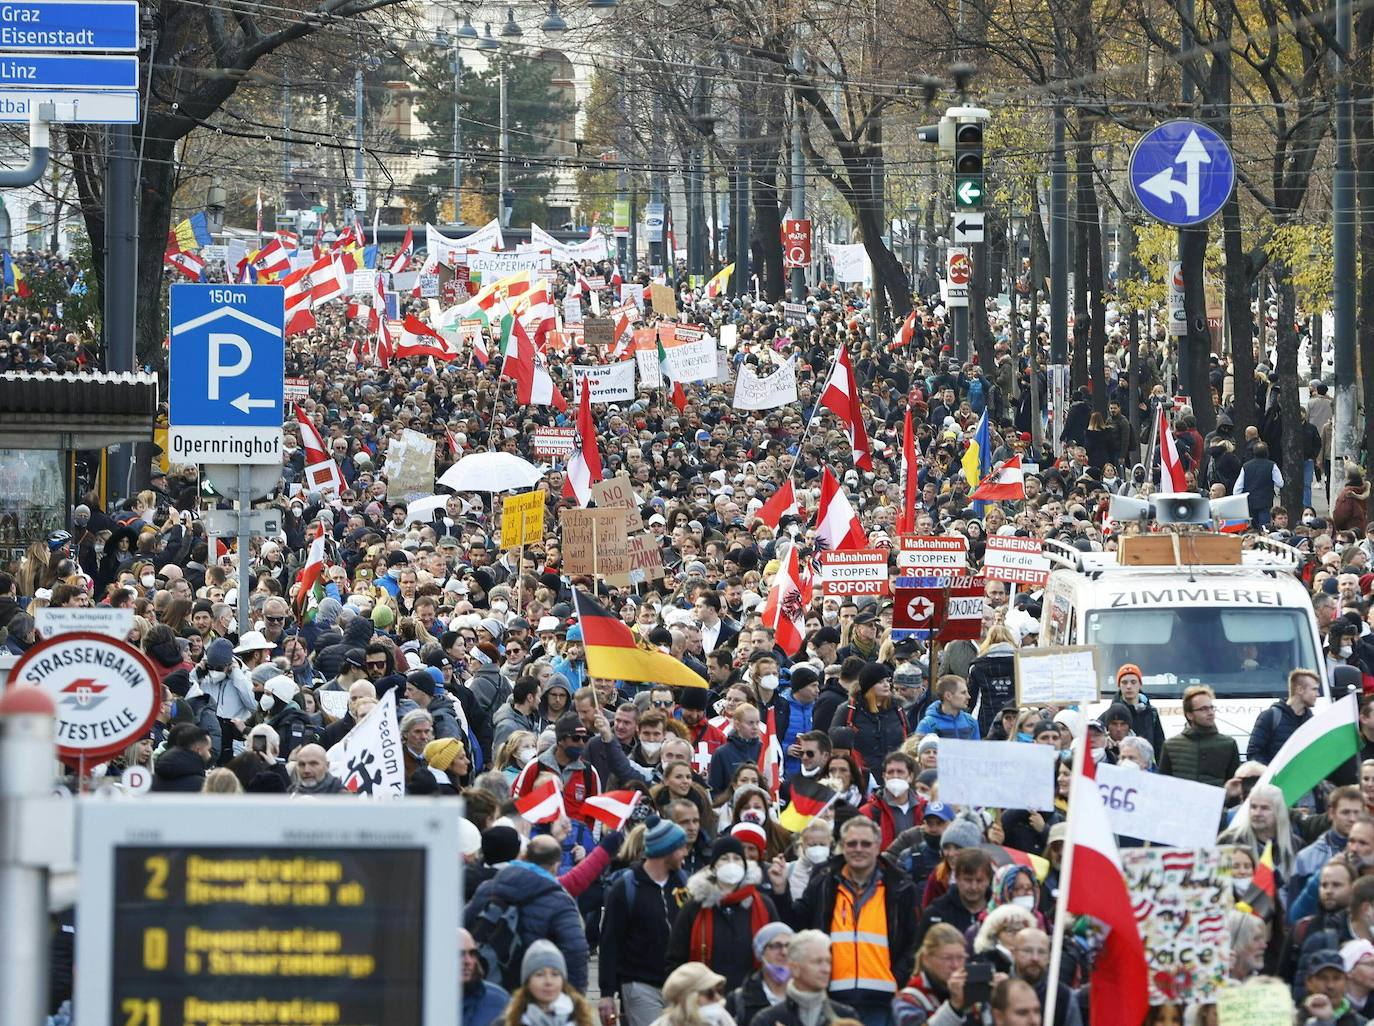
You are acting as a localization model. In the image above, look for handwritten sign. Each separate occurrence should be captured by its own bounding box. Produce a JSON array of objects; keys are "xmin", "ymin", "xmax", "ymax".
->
[
  {"xmin": 626, "ymin": 532, "xmax": 666, "ymax": 585},
  {"xmin": 500, "ymin": 491, "xmax": 545, "ymax": 549},
  {"xmin": 1015, "ymin": 645, "xmax": 1099, "ymax": 705},
  {"xmin": 1121, "ymin": 848, "xmax": 1231, "ymax": 1007},
  {"xmin": 1093, "ymin": 763, "xmax": 1227, "ymax": 848},
  {"xmin": 561, "ymin": 507, "xmax": 629, "ymax": 577},
  {"xmin": 590, "ymin": 474, "xmax": 643, "ymax": 537},
  {"xmin": 936, "ymin": 739, "xmax": 1057, "ymax": 811},
  {"xmin": 1216, "ymin": 978, "xmax": 1294, "ymax": 1026}
]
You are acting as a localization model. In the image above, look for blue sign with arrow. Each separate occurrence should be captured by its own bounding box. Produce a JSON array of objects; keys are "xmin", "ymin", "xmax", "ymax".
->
[
  {"xmin": 1129, "ymin": 120, "xmax": 1235, "ymax": 227},
  {"xmin": 168, "ymin": 285, "xmax": 285, "ymax": 466}
]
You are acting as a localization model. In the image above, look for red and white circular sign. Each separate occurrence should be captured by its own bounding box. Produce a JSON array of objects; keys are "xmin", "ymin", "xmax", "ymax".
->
[
  {"xmin": 948, "ymin": 251, "xmax": 971, "ymax": 285},
  {"xmin": 8, "ymin": 632, "xmax": 160, "ymax": 765}
]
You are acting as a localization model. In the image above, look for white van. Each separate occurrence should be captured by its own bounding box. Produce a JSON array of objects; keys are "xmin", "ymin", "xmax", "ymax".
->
[{"xmin": 1039, "ymin": 536, "xmax": 1327, "ymax": 744}]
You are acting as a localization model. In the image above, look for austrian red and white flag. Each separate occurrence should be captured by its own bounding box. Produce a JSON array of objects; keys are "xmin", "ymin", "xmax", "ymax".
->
[
  {"xmin": 1059, "ymin": 746, "xmax": 1149, "ymax": 1026},
  {"xmin": 446, "ymin": 429, "xmax": 463, "ymax": 459},
  {"xmin": 969, "ymin": 455, "xmax": 1027, "ymax": 502},
  {"xmin": 584, "ymin": 789, "xmax": 641, "ymax": 830},
  {"xmin": 293, "ymin": 404, "xmax": 346, "ymax": 495},
  {"xmin": 514, "ymin": 776, "xmax": 565, "ymax": 825},
  {"xmin": 814, "ymin": 467, "xmax": 867, "ymax": 552},
  {"xmin": 761, "ymin": 544, "xmax": 805, "ymax": 657},
  {"xmin": 396, "ymin": 315, "xmax": 458, "ymax": 362},
  {"xmin": 1158, "ymin": 406, "xmax": 1188, "ymax": 491},
  {"xmin": 899, "ymin": 406, "xmax": 917, "ymax": 534},
  {"xmin": 294, "ymin": 534, "xmax": 327, "ymax": 611},
  {"xmin": 756, "ymin": 479, "xmax": 799, "ymax": 529},
  {"xmin": 819, "ymin": 343, "xmax": 873, "ymax": 470},
  {"xmin": 888, "ymin": 310, "xmax": 918, "ymax": 351},
  {"xmin": 757, "ymin": 708, "xmax": 783, "ymax": 795},
  {"xmin": 563, "ymin": 376, "xmax": 603, "ymax": 506},
  {"xmin": 389, "ymin": 225, "xmax": 414, "ymax": 274}
]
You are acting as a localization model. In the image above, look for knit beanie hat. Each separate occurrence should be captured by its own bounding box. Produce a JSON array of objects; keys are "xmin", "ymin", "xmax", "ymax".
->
[
  {"xmin": 857, "ymin": 662, "xmax": 893, "ymax": 694},
  {"xmin": 521, "ymin": 939, "xmax": 567, "ymax": 984},
  {"xmin": 708, "ymin": 835, "xmax": 746, "ymax": 866},
  {"xmin": 481, "ymin": 825, "xmax": 522, "ymax": 865},
  {"xmin": 643, "ymin": 815, "xmax": 688, "ymax": 858},
  {"xmin": 752, "ymin": 922, "xmax": 795, "ymax": 960},
  {"xmin": 424, "ymin": 737, "xmax": 463, "ymax": 771},
  {"xmin": 371, "ymin": 603, "xmax": 395, "ymax": 629},
  {"xmin": 730, "ymin": 820, "xmax": 768, "ymax": 854},
  {"xmin": 941, "ymin": 818, "xmax": 984, "ymax": 851}
]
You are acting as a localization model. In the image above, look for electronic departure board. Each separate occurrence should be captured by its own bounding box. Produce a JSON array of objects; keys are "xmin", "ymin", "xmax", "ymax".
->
[{"xmin": 75, "ymin": 798, "xmax": 460, "ymax": 1026}]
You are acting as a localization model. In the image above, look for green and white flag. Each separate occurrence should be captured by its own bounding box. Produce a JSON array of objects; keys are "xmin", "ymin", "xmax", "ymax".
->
[{"xmin": 1258, "ymin": 692, "xmax": 1360, "ymax": 805}]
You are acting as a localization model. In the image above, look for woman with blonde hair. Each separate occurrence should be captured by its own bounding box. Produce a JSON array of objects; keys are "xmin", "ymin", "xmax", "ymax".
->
[
  {"xmin": 203, "ymin": 767, "xmax": 243, "ymax": 794},
  {"xmin": 892, "ymin": 924, "xmax": 966, "ymax": 1026},
  {"xmin": 967, "ymin": 624, "xmax": 1018, "ymax": 738},
  {"xmin": 502, "ymin": 941, "xmax": 596, "ymax": 1026},
  {"xmin": 651, "ymin": 962, "xmax": 735, "ymax": 1026},
  {"xmin": 494, "ymin": 730, "xmax": 539, "ymax": 780}
]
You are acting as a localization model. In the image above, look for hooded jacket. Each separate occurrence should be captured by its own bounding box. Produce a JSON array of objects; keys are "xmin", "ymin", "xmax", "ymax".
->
[
  {"xmin": 465, "ymin": 861, "xmax": 590, "ymax": 992},
  {"xmin": 1247, "ymin": 699, "xmax": 1313, "ymax": 766},
  {"xmin": 150, "ymin": 746, "xmax": 208, "ymax": 792},
  {"xmin": 707, "ymin": 731, "xmax": 763, "ymax": 796}
]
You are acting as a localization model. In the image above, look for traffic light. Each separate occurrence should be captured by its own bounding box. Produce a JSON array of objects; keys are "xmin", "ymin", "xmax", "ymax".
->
[{"xmin": 953, "ymin": 119, "xmax": 984, "ymax": 210}]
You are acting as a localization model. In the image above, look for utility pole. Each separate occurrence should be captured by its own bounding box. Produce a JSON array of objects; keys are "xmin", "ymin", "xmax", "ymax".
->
[
  {"xmin": 353, "ymin": 67, "xmax": 365, "ymax": 214},
  {"xmin": 1332, "ymin": 0, "xmax": 1357, "ymax": 464},
  {"xmin": 1176, "ymin": 0, "xmax": 1198, "ymax": 399},
  {"xmin": 104, "ymin": 124, "xmax": 138, "ymax": 498},
  {"xmin": 452, "ymin": 45, "xmax": 463, "ymax": 221},
  {"xmin": 498, "ymin": 61, "xmax": 511, "ymax": 227},
  {"xmin": 790, "ymin": 45, "xmax": 806, "ymax": 302},
  {"xmin": 1049, "ymin": 92, "xmax": 1068, "ymax": 365}
]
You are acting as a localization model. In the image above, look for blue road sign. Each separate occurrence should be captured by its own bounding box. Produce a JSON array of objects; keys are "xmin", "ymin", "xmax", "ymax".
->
[
  {"xmin": 0, "ymin": 1, "xmax": 140, "ymax": 52},
  {"xmin": 0, "ymin": 52, "xmax": 137, "ymax": 89},
  {"xmin": 1129, "ymin": 120, "xmax": 1235, "ymax": 227},
  {"xmin": 168, "ymin": 285, "xmax": 286, "ymax": 466}
]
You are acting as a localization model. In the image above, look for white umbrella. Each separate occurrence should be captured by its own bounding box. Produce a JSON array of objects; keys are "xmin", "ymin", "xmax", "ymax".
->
[
  {"xmin": 437, "ymin": 451, "xmax": 546, "ymax": 493},
  {"xmin": 404, "ymin": 494, "xmax": 451, "ymax": 524}
]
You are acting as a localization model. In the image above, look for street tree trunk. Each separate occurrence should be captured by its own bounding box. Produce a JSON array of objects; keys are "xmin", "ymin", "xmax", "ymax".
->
[{"xmin": 1274, "ymin": 267, "xmax": 1305, "ymax": 517}]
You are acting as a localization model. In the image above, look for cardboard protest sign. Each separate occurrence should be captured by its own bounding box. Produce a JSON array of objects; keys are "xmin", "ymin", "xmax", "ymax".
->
[
  {"xmin": 590, "ymin": 475, "xmax": 643, "ymax": 537},
  {"xmin": 383, "ymin": 429, "xmax": 436, "ymax": 504},
  {"xmin": 561, "ymin": 507, "xmax": 628, "ymax": 577},
  {"xmin": 650, "ymin": 283, "xmax": 677, "ymax": 317},
  {"xmin": 1121, "ymin": 848, "xmax": 1231, "ymax": 1007},
  {"xmin": 572, "ymin": 362, "xmax": 636, "ymax": 403},
  {"xmin": 1015, "ymin": 645, "xmax": 1099, "ymax": 705},
  {"xmin": 626, "ymin": 532, "xmax": 666, "ymax": 585}
]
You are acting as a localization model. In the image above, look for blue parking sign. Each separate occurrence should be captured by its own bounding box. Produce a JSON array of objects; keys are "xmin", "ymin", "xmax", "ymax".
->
[{"xmin": 168, "ymin": 284, "xmax": 285, "ymax": 465}]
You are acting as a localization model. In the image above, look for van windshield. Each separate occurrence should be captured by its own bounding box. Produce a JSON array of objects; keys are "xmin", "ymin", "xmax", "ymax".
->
[{"xmin": 1086, "ymin": 606, "xmax": 1320, "ymax": 699}]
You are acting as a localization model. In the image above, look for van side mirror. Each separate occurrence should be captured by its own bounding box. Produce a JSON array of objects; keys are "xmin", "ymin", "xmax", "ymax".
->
[{"xmin": 1332, "ymin": 665, "xmax": 1362, "ymax": 697}]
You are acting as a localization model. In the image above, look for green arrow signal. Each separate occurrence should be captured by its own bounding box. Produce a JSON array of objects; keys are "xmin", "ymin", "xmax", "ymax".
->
[{"xmin": 955, "ymin": 177, "xmax": 983, "ymax": 207}]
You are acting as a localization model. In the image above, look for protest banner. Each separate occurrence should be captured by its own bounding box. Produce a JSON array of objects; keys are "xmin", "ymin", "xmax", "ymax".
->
[
  {"xmin": 781, "ymin": 301, "xmax": 807, "ymax": 327},
  {"xmin": 426, "ymin": 220, "xmax": 503, "ymax": 262},
  {"xmin": 500, "ymin": 490, "xmax": 546, "ymax": 549},
  {"xmin": 733, "ymin": 358, "xmax": 798, "ymax": 410},
  {"xmin": 1015, "ymin": 645, "xmax": 1099, "ymax": 705},
  {"xmin": 818, "ymin": 549, "xmax": 889, "ymax": 596},
  {"xmin": 351, "ymin": 268, "xmax": 377, "ymax": 295},
  {"xmin": 328, "ymin": 689, "xmax": 406, "ymax": 798},
  {"xmin": 984, "ymin": 535, "xmax": 1050, "ymax": 585},
  {"xmin": 650, "ymin": 283, "xmax": 677, "ymax": 317},
  {"xmin": 382, "ymin": 428, "xmax": 436, "ymax": 504},
  {"xmin": 284, "ymin": 376, "xmax": 310, "ymax": 402},
  {"xmin": 532, "ymin": 427, "xmax": 577, "ymax": 459},
  {"xmin": 467, "ymin": 249, "xmax": 550, "ymax": 277},
  {"xmin": 1093, "ymin": 763, "xmax": 1226, "ymax": 848},
  {"xmin": 659, "ymin": 325, "xmax": 718, "ymax": 383},
  {"xmin": 418, "ymin": 272, "xmax": 440, "ymax": 298},
  {"xmin": 897, "ymin": 535, "xmax": 969, "ymax": 574},
  {"xmin": 591, "ymin": 474, "xmax": 644, "ymax": 536},
  {"xmin": 563, "ymin": 295, "xmax": 583, "ymax": 324},
  {"xmin": 626, "ymin": 532, "xmax": 666, "ymax": 585},
  {"xmin": 571, "ymin": 361, "xmax": 636, "ymax": 403},
  {"xmin": 561, "ymin": 507, "xmax": 629, "ymax": 577},
  {"xmin": 584, "ymin": 318, "xmax": 615, "ymax": 347},
  {"xmin": 1216, "ymin": 978, "xmax": 1294, "ymax": 1026},
  {"xmin": 938, "ymin": 579, "xmax": 985, "ymax": 641},
  {"xmin": 611, "ymin": 301, "xmax": 640, "ymax": 326},
  {"xmin": 936, "ymin": 739, "xmax": 1057, "ymax": 810},
  {"xmin": 1121, "ymin": 848, "xmax": 1231, "ymax": 1007}
]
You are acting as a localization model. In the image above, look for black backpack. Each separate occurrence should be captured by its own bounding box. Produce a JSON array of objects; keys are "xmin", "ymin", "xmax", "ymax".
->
[{"xmin": 469, "ymin": 897, "xmax": 524, "ymax": 991}]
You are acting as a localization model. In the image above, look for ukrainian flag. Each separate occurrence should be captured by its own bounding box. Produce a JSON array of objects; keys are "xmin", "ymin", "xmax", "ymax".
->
[
  {"xmin": 171, "ymin": 211, "xmax": 213, "ymax": 251},
  {"xmin": 962, "ymin": 409, "xmax": 991, "ymax": 490}
]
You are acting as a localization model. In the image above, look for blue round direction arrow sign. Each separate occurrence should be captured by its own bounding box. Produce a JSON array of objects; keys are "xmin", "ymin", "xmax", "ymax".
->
[{"xmin": 1128, "ymin": 120, "xmax": 1235, "ymax": 227}]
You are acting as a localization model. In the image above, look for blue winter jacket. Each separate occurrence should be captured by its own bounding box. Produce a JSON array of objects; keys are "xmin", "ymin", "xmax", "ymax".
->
[
  {"xmin": 915, "ymin": 705, "xmax": 981, "ymax": 740},
  {"xmin": 464, "ymin": 861, "xmax": 591, "ymax": 991}
]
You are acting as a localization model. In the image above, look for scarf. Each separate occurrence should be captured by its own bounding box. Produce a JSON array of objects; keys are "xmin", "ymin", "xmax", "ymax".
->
[
  {"xmin": 689, "ymin": 884, "xmax": 772, "ymax": 965},
  {"xmin": 785, "ymin": 983, "xmax": 828, "ymax": 1026}
]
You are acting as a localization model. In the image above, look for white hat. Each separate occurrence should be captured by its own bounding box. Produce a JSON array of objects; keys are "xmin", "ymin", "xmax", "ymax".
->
[
  {"xmin": 648, "ymin": 513, "xmax": 667, "ymax": 526},
  {"xmin": 233, "ymin": 630, "xmax": 275, "ymax": 654},
  {"xmin": 537, "ymin": 615, "xmax": 560, "ymax": 633},
  {"xmin": 264, "ymin": 675, "xmax": 298, "ymax": 704}
]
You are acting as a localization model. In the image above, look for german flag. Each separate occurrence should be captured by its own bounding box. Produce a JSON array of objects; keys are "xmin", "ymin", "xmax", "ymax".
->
[
  {"xmin": 1237, "ymin": 841, "xmax": 1276, "ymax": 920},
  {"xmin": 779, "ymin": 775, "xmax": 837, "ymax": 833},
  {"xmin": 981, "ymin": 843, "xmax": 1050, "ymax": 882},
  {"xmin": 574, "ymin": 590, "xmax": 708, "ymax": 689}
]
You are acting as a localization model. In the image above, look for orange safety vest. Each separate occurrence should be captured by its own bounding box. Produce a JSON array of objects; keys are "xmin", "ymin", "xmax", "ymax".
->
[{"xmin": 828, "ymin": 875, "xmax": 896, "ymax": 995}]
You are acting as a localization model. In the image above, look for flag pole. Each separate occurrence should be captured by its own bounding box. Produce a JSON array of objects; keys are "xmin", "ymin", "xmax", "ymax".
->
[
  {"xmin": 1043, "ymin": 733, "xmax": 1088, "ymax": 1026},
  {"xmin": 786, "ymin": 340, "xmax": 847, "ymax": 483}
]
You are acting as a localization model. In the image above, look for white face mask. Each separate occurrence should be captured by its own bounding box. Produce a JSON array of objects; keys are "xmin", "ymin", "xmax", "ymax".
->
[
  {"xmin": 207, "ymin": 669, "xmax": 227, "ymax": 683},
  {"xmin": 140, "ymin": 573, "xmax": 155, "ymax": 588},
  {"xmin": 716, "ymin": 861, "xmax": 745, "ymax": 887},
  {"xmin": 259, "ymin": 694, "xmax": 274, "ymax": 712},
  {"xmin": 640, "ymin": 740, "xmax": 663, "ymax": 758},
  {"xmin": 1091, "ymin": 747, "xmax": 1105, "ymax": 763},
  {"xmin": 804, "ymin": 844, "xmax": 831, "ymax": 865},
  {"xmin": 1011, "ymin": 894, "xmax": 1036, "ymax": 910},
  {"xmin": 1341, "ymin": 645, "xmax": 1354, "ymax": 659},
  {"xmin": 759, "ymin": 674, "xmax": 779, "ymax": 692},
  {"xmin": 886, "ymin": 777, "xmax": 910, "ymax": 799},
  {"xmin": 517, "ymin": 747, "xmax": 537, "ymax": 765},
  {"xmin": 800, "ymin": 764, "xmax": 821, "ymax": 777},
  {"xmin": 491, "ymin": 600, "xmax": 509, "ymax": 614},
  {"xmin": 822, "ymin": 610, "xmax": 839, "ymax": 625}
]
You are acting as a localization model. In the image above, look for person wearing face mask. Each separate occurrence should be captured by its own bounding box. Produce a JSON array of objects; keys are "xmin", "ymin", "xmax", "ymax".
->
[
  {"xmin": 190, "ymin": 637, "xmax": 256, "ymax": 764},
  {"xmin": 668, "ymin": 835, "xmax": 781, "ymax": 992},
  {"xmin": 650, "ymin": 962, "xmax": 736, "ymax": 1026},
  {"xmin": 775, "ymin": 666, "xmax": 819, "ymax": 779},
  {"xmin": 786, "ymin": 821, "xmax": 835, "ymax": 902},
  {"xmin": 860, "ymin": 753, "xmax": 923, "ymax": 849},
  {"xmin": 724, "ymin": 922, "xmax": 796, "ymax": 1026},
  {"xmin": 512, "ymin": 714, "xmax": 603, "ymax": 828},
  {"xmin": 258, "ymin": 674, "xmax": 317, "ymax": 759}
]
